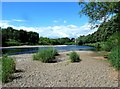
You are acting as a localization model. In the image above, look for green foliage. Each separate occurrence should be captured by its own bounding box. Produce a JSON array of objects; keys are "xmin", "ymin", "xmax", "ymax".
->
[
  {"xmin": 101, "ymin": 32, "xmax": 118, "ymax": 51},
  {"xmin": 1, "ymin": 27, "xmax": 39, "ymax": 47},
  {"xmin": 39, "ymin": 37, "xmax": 75, "ymax": 45},
  {"xmin": 108, "ymin": 46, "xmax": 120, "ymax": 70},
  {"xmin": 85, "ymin": 42, "xmax": 106, "ymax": 51},
  {"xmin": 5, "ymin": 39, "xmax": 21, "ymax": 46},
  {"xmin": 76, "ymin": 15, "xmax": 118, "ymax": 46},
  {"xmin": 1, "ymin": 55, "xmax": 16, "ymax": 83},
  {"xmin": 69, "ymin": 51, "xmax": 81, "ymax": 62},
  {"xmin": 64, "ymin": 42, "xmax": 75, "ymax": 45},
  {"xmin": 95, "ymin": 43, "xmax": 101, "ymax": 51},
  {"xmin": 33, "ymin": 48, "xmax": 58, "ymax": 63},
  {"xmin": 79, "ymin": 2, "xmax": 119, "ymax": 24},
  {"xmin": 39, "ymin": 37, "xmax": 51, "ymax": 45}
]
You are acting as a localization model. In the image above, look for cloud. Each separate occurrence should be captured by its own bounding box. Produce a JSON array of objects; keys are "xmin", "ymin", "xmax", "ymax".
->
[
  {"xmin": 0, "ymin": 20, "xmax": 98, "ymax": 38},
  {"xmin": 63, "ymin": 20, "xmax": 67, "ymax": 23},
  {"xmin": 12, "ymin": 19, "xmax": 26, "ymax": 22},
  {"xmin": 53, "ymin": 19, "xmax": 67, "ymax": 24},
  {"xmin": 53, "ymin": 20, "xmax": 59, "ymax": 23}
]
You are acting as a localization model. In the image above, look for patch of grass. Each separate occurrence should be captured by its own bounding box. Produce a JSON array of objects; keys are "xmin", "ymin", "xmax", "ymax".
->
[
  {"xmin": 69, "ymin": 51, "xmax": 81, "ymax": 62},
  {"xmin": 33, "ymin": 47, "xmax": 58, "ymax": 63},
  {"xmin": 108, "ymin": 46, "xmax": 120, "ymax": 70},
  {"xmin": 95, "ymin": 51, "xmax": 109, "ymax": 57},
  {"xmin": 0, "ymin": 55, "xmax": 16, "ymax": 83}
]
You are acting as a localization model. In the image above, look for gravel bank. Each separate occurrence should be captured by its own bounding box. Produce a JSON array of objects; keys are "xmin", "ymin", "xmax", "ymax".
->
[
  {"xmin": 3, "ymin": 51, "xmax": 118, "ymax": 87},
  {"xmin": 1, "ymin": 45, "xmax": 67, "ymax": 49}
]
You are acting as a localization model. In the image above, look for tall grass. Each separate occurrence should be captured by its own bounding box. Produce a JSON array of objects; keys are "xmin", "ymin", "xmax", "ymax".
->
[
  {"xmin": 108, "ymin": 46, "xmax": 120, "ymax": 70},
  {"xmin": 0, "ymin": 55, "xmax": 16, "ymax": 83},
  {"xmin": 33, "ymin": 47, "xmax": 58, "ymax": 63}
]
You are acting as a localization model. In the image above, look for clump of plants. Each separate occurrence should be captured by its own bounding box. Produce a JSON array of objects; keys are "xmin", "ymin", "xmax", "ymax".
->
[
  {"xmin": 101, "ymin": 32, "xmax": 118, "ymax": 52},
  {"xmin": 108, "ymin": 46, "xmax": 120, "ymax": 70},
  {"xmin": 69, "ymin": 51, "xmax": 81, "ymax": 62},
  {"xmin": 1, "ymin": 55, "xmax": 16, "ymax": 83},
  {"xmin": 33, "ymin": 47, "xmax": 58, "ymax": 63}
]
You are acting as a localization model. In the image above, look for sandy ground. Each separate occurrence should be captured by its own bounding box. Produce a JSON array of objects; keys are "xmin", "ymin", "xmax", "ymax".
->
[{"xmin": 2, "ymin": 51, "xmax": 119, "ymax": 87}]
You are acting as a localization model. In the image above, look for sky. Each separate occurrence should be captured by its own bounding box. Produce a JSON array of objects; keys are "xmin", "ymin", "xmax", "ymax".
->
[{"xmin": 1, "ymin": 2, "xmax": 98, "ymax": 38}]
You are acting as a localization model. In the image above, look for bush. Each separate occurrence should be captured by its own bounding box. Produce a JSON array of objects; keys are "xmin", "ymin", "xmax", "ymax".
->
[
  {"xmin": 6, "ymin": 39, "xmax": 21, "ymax": 46},
  {"xmin": 69, "ymin": 51, "xmax": 81, "ymax": 62},
  {"xmin": 95, "ymin": 43, "xmax": 101, "ymax": 51},
  {"xmin": 33, "ymin": 48, "xmax": 58, "ymax": 63},
  {"xmin": 1, "ymin": 55, "xmax": 16, "ymax": 83},
  {"xmin": 101, "ymin": 32, "xmax": 118, "ymax": 51},
  {"xmin": 108, "ymin": 46, "xmax": 120, "ymax": 70}
]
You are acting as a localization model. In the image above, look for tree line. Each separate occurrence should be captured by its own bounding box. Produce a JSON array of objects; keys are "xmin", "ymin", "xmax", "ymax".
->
[
  {"xmin": 1, "ymin": 27, "xmax": 39, "ymax": 46},
  {"xmin": 0, "ymin": 27, "xmax": 75, "ymax": 47},
  {"xmin": 39, "ymin": 37, "xmax": 75, "ymax": 45}
]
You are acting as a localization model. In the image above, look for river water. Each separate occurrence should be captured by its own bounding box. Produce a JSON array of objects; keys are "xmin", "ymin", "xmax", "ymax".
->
[{"xmin": 1, "ymin": 45, "xmax": 95, "ymax": 56}]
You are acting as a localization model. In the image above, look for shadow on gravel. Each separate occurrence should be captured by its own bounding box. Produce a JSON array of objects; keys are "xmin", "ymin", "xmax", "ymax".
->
[
  {"xmin": 11, "ymin": 75, "xmax": 22, "ymax": 80},
  {"xmin": 71, "ymin": 59, "xmax": 82, "ymax": 63},
  {"xmin": 48, "ymin": 59, "xmax": 62, "ymax": 63},
  {"xmin": 15, "ymin": 69, "xmax": 25, "ymax": 73},
  {"xmin": 47, "ymin": 54, "xmax": 65, "ymax": 63}
]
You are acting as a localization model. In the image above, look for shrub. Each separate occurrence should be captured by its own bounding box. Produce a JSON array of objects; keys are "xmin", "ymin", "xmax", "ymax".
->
[
  {"xmin": 69, "ymin": 51, "xmax": 81, "ymax": 62},
  {"xmin": 95, "ymin": 43, "xmax": 101, "ymax": 51},
  {"xmin": 6, "ymin": 39, "xmax": 21, "ymax": 46},
  {"xmin": 108, "ymin": 46, "xmax": 120, "ymax": 70},
  {"xmin": 33, "ymin": 48, "xmax": 58, "ymax": 63},
  {"xmin": 101, "ymin": 32, "xmax": 118, "ymax": 51},
  {"xmin": 1, "ymin": 55, "xmax": 16, "ymax": 83}
]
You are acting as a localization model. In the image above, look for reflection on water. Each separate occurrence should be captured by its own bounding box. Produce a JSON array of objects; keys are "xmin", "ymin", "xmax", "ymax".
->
[{"xmin": 1, "ymin": 45, "xmax": 95, "ymax": 56}]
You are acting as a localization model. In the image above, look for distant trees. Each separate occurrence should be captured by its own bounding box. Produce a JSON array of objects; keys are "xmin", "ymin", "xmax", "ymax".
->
[
  {"xmin": 1, "ymin": 27, "xmax": 75, "ymax": 47},
  {"xmin": 39, "ymin": 37, "xmax": 75, "ymax": 45},
  {"xmin": 1, "ymin": 27, "xmax": 39, "ymax": 46}
]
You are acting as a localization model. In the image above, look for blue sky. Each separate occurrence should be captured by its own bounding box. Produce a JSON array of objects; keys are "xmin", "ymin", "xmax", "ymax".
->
[{"xmin": 1, "ymin": 2, "xmax": 97, "ymax": 38}]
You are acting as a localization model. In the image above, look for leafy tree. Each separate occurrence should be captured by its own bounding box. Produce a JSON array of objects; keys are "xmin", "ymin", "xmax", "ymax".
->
[
  {"xmin": 27, "ymin": 31, "xmax": 39, "ymax": 45},
  {"xmin": 79, "ymin": 2, "xmax": 120, "ymax": 24},
  {"xmin": 18, "ymin": 29, "xmax": 28, "ymax": 43}
]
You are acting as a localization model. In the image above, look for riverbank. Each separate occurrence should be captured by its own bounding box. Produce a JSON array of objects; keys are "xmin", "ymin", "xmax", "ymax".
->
[
  {"xmin": 2, "ymin": 51, "xmax": 118, "ymax": 87},
  {"xmin": 1, "ymin": 45, "xmax": 68, "ymax": 49}
]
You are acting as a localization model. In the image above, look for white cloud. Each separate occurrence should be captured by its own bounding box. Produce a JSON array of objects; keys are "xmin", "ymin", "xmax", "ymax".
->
[
  {"xmin": 53, "ymin": 20, "xmax": 59, "ymax": 23},
  {"xmin": 63, "ymin": 20, "xmax": 67, "ymax": 23},
  {"xmin": 12, "ymin": 19, "xmax": 26, "ymax": 22},
  {"xmin": 0, "ymin": 20, "xmax": 98, "ymax": 38}
]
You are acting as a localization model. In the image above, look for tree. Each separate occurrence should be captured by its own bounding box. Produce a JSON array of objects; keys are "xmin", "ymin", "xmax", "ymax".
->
[
  {"xmin": 27, "ymin": 31, "xmax": 39, "ymax": 45},
  {"xmin": 19, "ymin": 29, "xmax": 28, "ymax": 43},
  {"xmin": 76, "ymin": 15, "xmax": 118, "ymax": 45},
  {"xmin": 79, "ymin": 2, "xmax": 120, "ymax": 24}
]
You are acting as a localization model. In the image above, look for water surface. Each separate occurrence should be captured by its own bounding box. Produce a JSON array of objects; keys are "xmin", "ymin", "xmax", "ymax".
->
[{"xmin": 1, "ymin": 45, "xmax": 95, "ymax": 56}]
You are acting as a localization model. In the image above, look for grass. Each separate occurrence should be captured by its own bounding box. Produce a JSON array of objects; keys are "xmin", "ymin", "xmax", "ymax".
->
[
  {"xmin": 69, "ymin": 51, "xmax": 81, "ymax": 62},
  {"xmin": 33, "ymin": 47, "xmax": 58, "ymax": 63},
  {"xmin": 108, "ymin": 46, "xmax": 120, "ymax": 70},
  {"xmin": 95, "ymin": 51, "xmax": 109, "ymax": 58},
  {"xmin": 0, "ymin": 55, "xmax": 16, "ymax": 83}
]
